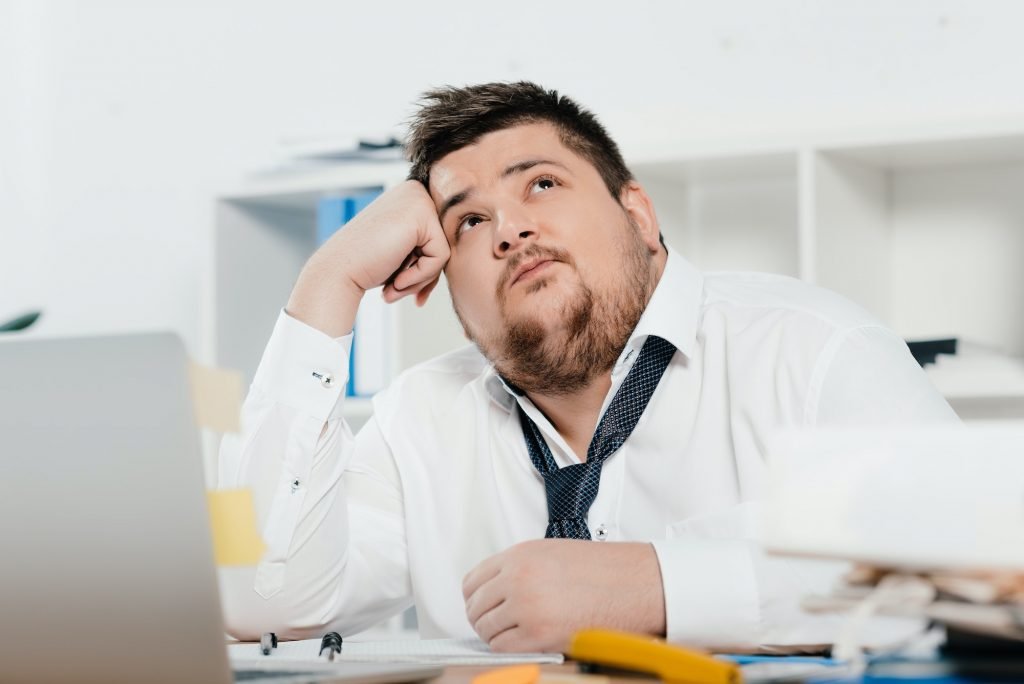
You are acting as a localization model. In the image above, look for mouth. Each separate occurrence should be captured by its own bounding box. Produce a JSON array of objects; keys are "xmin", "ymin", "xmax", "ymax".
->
[{"xmin": 510, "ymin": 258, "xmax": 557, "ymax": 288}]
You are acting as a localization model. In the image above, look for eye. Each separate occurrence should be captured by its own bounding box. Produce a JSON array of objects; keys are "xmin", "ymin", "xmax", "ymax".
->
[
  {"xmin": 529, "ymin": 175, "xmax": 559, "ymax": 194},
  {"xmin": 457, "ymin": 215, "xmax": 485, "ymax": 235}
]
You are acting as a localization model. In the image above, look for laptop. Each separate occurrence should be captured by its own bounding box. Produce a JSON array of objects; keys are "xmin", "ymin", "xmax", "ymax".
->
[{"xmin": 0, "ymin": 332, "xmax": 442, "ymax": 684}]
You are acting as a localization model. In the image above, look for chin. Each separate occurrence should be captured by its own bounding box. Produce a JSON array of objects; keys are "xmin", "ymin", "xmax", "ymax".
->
[{"xmin": 507, "ymin": 276, "xmax": 576, "ymax": 315}]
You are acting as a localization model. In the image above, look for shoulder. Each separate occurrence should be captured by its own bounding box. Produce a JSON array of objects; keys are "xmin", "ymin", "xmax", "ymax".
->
[
  {"xmin": 697, "ymin": 272, "xmax": 909, "ymax": 387},
  {"xmin": 701, "ymin": 271, "xmax": 886, "ymax": 335},
  {"xmin": 371, "ymin": 343, "xmax": 492, "ymax": 427}
]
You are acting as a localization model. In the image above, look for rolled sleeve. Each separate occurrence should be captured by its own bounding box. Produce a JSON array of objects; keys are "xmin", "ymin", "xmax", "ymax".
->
[{"xmin": 651, "ymin": 537, "xmax": 761, "ymax": 648}]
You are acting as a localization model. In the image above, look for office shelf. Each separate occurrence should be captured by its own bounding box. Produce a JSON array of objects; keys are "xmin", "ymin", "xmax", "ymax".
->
[{"xmin": 211, "ymin": 117, "xmax": 1024, "ymax": 422}]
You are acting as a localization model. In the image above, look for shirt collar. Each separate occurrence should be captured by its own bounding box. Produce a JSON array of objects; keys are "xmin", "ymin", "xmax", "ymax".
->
[
  {"xmin": 624, "ymin": 245, "xmax": 701, "ymax": 361},
  {"xmin": 482, "ymin": 245, "xmax": 703, "ymax": 409}
]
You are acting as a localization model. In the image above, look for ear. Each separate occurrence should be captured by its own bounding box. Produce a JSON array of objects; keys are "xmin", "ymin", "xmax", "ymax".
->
[{"xmin": 618, "ymin": 181, "xmax": 662, "ymax": 254}]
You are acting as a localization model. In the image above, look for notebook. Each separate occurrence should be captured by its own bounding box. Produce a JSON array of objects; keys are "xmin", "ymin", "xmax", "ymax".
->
[{"xmin": 230, "ymin": 637, "xmax": 564, "ymax": 666}]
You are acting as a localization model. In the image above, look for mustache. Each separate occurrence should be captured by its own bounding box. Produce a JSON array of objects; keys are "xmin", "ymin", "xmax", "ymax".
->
[{"xmin": 496, "ymin": 244, "xmax": 573, "ymax": 294}]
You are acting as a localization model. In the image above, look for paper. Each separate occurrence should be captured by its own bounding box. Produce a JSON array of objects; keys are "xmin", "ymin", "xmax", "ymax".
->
[
  {"xmin": 188, "ymin": 361, "xmax": 242, "ymax": 432},
  {"xmin": 228, "ymin": 638, "xmax": 564, "ymax": 665},
  {"xmin": 206, "ymin": 489, "xmax": 265, "ymax": 566}
]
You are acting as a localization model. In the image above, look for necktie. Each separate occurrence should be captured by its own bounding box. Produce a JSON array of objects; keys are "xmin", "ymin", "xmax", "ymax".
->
[{"xmin": 516, "ymin": 335, "xmax": 677, "ymax": 539}]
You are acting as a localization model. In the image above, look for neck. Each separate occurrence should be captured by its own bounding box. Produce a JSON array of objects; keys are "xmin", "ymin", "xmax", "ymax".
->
[
  {"xmin": 527, "ymin": 373, "xmax": 613, "ymax": 462},
  {"xmin": 527, "ymin": 247, "xmax": 669, "ymax": 461}
]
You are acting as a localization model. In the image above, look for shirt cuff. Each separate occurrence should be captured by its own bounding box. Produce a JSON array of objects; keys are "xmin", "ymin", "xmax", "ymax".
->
[
  {"xmin": 251, "ymin": 309, "xmax": 353, "ymax": 420},
  {"xmin": 651, "ymin": 537, "xmax": 761, "ymax": 648}
]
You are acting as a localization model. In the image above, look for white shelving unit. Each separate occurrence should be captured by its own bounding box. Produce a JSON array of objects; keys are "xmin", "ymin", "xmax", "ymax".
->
[{"xmin": 211, "ymin": 120, "xmax": 1024, "ymax": 422}]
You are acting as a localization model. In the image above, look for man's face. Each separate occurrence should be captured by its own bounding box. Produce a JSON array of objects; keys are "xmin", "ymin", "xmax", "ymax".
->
[{"xmin": 428, "ymin": 122, "xmax": 661, "ymax": 393}]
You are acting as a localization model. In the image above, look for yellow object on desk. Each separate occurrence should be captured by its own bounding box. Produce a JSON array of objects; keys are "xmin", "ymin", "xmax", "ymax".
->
[
  {"xmin": 471, "ymin": 664, "xmax": 541, "ymax": 684},
  {"xmin": 567, "ymin": 629, "xmax": 741, "ymax": 684}
]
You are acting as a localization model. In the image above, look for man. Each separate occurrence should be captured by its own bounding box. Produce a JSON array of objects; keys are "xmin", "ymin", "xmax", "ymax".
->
[{"xmin": 218, "ymin": 82, "xmax": 956, "ymax": 652}]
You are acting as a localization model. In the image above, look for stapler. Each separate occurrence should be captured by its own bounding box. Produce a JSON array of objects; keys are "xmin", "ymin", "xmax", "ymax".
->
[{"xmin": 567, "ymin": 629, "xmax": 741, "ymax": 684}]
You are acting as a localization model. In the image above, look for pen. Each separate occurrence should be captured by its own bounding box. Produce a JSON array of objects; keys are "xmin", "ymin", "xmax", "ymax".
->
[
  {"xmin": 260, "ymin": 632, "xmax": 277, "ymax": 656},
  {"xmin": 320, "ymin": 631, "xmax": 343, "ymax": 661}
]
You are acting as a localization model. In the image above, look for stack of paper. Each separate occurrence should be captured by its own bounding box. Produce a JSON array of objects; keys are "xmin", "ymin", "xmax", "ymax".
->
[{"xmin": 763, "ymin": 425, "xmax": 1024, "ymax": 660}]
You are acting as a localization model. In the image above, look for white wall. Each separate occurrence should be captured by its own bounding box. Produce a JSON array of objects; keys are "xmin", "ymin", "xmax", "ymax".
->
[{"xmin": 3, "ymin": 0, "xmax": 1024, "ymax": 356}]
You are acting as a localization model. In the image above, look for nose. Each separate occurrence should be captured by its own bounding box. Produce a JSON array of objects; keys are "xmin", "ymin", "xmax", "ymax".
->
[{"xmin": 492, "ymin": 206, "xmax": 538, "ymax": 257}]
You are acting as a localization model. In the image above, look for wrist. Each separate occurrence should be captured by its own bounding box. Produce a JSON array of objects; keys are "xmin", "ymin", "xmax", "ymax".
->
[
  {"xmin": 286, "ymin": 258, "xmax": 365, "ymax": 338},
  {"xmin": 611, "ymin": 542, "xmax": 667, "ymax": 636}
]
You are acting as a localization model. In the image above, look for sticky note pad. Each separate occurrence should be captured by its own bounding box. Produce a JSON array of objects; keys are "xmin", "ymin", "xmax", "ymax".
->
[
  {"xmin": 472, "ymin": 664, "xmax": 540, "ymax": 684},
  {"xmin": 188, "ymin": 361, "xmax": 242, "ymax": 432},
  {"xmin": 206, "ymin": 489, "xmax": 265, "ymax": 566}
]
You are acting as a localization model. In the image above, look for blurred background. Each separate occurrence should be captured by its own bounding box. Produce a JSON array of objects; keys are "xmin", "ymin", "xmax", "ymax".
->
[{"xmin": 3, "ymin": 0, "xmax": 1024, "ymax": 422}]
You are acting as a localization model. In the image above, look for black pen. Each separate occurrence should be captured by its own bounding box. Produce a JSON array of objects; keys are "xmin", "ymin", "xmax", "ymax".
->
[
  {"xmin": 260, "ymin": 632, "xmax": 278, "ymax": 656},
  {"xmin": 319, "ymin": 632, "xmax": 343, "ymax": 661}
]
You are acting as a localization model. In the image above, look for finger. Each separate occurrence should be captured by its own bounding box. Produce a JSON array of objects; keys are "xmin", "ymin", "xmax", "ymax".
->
[
  {"xmin": 465, "ymin": 575, "xmax": 505, "ymax": 626},
  {"xmin": 381, "ymin": 273, "xmax": 436, "ymax": 304},
  {"xmin": 391, "ymin": 251, "xmax": 446, "ymax": 292},
  {"xmin": 415, "ymin": 275, "xmax": 441, "ymax": 307},
  {"xmin": 488, "ymin": 626, "xmax": 531, "ymax": 654},
  {"xmin": 392, "ymin": 222, "xmax": 450, "ymax": 291},
  {"xmin": 463, "ymin": 555, "xmax": 502, "ymax": 601},
  {"xmin": 472, "ymin": 598, "xmax": 516, "ymax": 644},
  {"xmin": 383, "ymin": 248, "xmax": 422, "ymax": 290}
]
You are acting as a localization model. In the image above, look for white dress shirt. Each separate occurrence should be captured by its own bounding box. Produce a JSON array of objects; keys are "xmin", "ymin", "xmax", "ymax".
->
[{"xmin": 217, "ymin": 247, "xmax": 957, "ymax": 649}]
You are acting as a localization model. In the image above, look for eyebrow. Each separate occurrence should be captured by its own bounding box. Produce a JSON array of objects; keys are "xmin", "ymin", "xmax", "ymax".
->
[{"xmin": 437, "ymin": 159, "xmax": 570, "ymax": 225}]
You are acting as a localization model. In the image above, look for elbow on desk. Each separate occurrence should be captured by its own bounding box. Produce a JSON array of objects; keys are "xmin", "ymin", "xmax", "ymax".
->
[{"xmin": 217, "ymin": 567, "xmax": 335, "ymax": 641}]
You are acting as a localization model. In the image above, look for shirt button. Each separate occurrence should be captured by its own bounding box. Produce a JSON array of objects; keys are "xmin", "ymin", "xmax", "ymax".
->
[{"xmin": 595, "ymin": 524, "xmax": 608, "ymax": 541}]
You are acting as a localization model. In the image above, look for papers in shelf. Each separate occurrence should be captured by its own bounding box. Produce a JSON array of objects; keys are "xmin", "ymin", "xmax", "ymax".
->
[{"xmin": 228, "ymin": 638, "xmax": 564, "ymax": 666}]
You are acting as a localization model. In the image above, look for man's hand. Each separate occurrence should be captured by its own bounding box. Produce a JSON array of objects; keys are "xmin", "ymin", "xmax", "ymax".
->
[
  {"xmin": 462, "ymin": 540, "xmax": 666, "ymax": 653},
  {"xmin": 286, "ymin": 180, "xmax": 450, "ymax": 338}
]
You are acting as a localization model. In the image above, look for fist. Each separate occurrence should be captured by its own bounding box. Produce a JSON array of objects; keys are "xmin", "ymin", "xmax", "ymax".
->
[
  {"xmin": 287, "ymin": 180, "xmax": 450, "ymax": 337},
  {"xmin": 462, "ymin": 540, "xmax": 666, "ymax": 653},
  {"xmin": 322, "ymin": 179, "xmax": 450, "ymax": 304}
]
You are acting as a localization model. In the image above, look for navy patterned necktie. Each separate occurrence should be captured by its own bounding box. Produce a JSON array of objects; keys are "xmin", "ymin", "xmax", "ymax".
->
[{"xmin": 516, "ymin": 335, "xmax": 677, "ymax": 539}]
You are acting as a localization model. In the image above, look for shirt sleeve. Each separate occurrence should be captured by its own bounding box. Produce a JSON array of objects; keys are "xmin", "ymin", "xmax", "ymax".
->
[
  {"xmin": 651, "ymin": 324, "xmax": 955, "ymax": 649},
  {"xmin": 809, "ymin": 324, "xmax": 960, "ymax": 426},
  {"xmin": 216, "ymin": 310, "xmax": 413, "ymax": 640},
  {"xmin": 650, "ymin": 504, "xmax": 852, "ymax": 648}
]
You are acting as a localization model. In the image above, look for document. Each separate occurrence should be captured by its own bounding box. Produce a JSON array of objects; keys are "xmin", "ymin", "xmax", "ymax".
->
[{"xmin": 228, "ymin": 638, "xmax": 564, "ymax": 665}]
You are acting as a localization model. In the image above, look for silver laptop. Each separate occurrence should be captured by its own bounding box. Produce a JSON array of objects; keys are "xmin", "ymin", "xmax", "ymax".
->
[{"xmin": 0, "ymin": 332, "xmax": 441, "ymax": 684}]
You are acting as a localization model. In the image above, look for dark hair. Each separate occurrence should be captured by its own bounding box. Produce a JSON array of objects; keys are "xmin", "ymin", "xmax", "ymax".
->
[{"xmin": 405, "ymin": 81, "xmax": 634, "ymax": 200}]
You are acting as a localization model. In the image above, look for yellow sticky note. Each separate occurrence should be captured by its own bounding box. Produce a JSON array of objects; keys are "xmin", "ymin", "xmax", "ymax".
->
[
  {"xmin": 206, "ymin": 489, "xmax": 266, "ymax": 566},
  {"xmin": 188, "ymin": 361, "xmax": 243, "ymax": 432}
]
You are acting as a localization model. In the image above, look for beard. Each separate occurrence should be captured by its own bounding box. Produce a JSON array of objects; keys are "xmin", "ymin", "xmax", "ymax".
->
[{"xmin": 455, "ymin": 215, "xmax": 656, "ymax": 395}]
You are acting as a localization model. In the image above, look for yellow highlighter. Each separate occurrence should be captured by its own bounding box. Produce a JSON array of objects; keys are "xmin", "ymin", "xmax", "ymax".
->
[
  {"xmin": 567, "ymin": 629, "xmax": 741, "ymax": 684},
  {"xmin": 472, "ymin": 664, "xmax": 541, "ymax": 684}
]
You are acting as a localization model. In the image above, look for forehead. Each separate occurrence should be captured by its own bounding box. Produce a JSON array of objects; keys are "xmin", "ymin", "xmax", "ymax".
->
[{"xmin": 427, "ymin": 122, "xmax": 580, "ymax": 200}]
